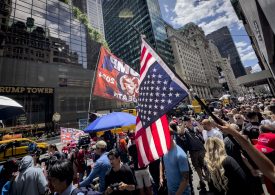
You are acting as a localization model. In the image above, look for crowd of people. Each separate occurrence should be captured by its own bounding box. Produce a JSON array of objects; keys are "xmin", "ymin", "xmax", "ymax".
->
[{"xmin": 0, "ymin": 97, "xmax": 275, "ymax": 195}]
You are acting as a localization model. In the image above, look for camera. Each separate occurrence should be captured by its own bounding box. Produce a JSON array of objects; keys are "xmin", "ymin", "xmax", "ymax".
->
[{"xmin": 110, "ymin": 183, "xmax": 119, "ymax": 191}]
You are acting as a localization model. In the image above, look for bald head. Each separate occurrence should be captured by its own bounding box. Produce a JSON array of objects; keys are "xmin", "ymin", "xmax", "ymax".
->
[{"xmin": 202, "ymin": 119, "xmax": 213, "ymax": 131}]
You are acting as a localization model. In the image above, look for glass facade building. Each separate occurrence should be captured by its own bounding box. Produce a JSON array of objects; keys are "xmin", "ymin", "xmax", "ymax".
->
[
  {"xmin": 206, "ymin": 26, "xmax": 246, "ymax": 78},
  {"xmin": 0, "ymin": 0, "xmax": 87, "ymax": 68},
  {"xmin": 102, "ymin": 0, "xmax": 174, "ymax": 71},
  {"xmin": 0, "ymin": 0, "xmax": 91, "ymax": 126},
  {"xmin": 0, "ymin": 0, "xmax": 134, "ymax": 127}
]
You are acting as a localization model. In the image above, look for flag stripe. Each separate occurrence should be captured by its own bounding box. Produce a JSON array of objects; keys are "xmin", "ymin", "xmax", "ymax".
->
[
  {"xmin": 141, "ymin": 132, "xmax": 153, "ymax": 162},
  {"xmin": 158, "ymin": 115, "xmax": 171, "ymax": 153},
  {"xmin": 140, "ymin": 48, "xmax": 148, "ymax": 68},
  {"xmin": 140, "ymin": 53, "xmax": 152, "ymax": 76},
  {"xmin": 135, "ymin": 120, "xmax": 142, "ymax": 134},
  {"xmin": 137, "ymin": 136, "xmax": 149, "ymax": 166},
  {"xmin": 145, "ymin": 127, "xmax": 159, "ymax": 160},
  {"xmin": 140, "ymin": 57, "xmax": 156, "ymax": 82},
  {"xmin": 150, "ymin": 120, "xmax": 164, "ymax": 157},
  {"xmin": 141, "ymin": 46, "xmax": 146, "ymax": 62}
]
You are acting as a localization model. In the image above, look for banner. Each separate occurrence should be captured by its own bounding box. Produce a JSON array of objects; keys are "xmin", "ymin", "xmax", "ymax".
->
[
  {"xmin": 60, "ymin": 127, "xmax": 86, "ymax": 144},
  {"xmin": 93, "ymin": 47, "xmax": 139, "ymax": 102}
]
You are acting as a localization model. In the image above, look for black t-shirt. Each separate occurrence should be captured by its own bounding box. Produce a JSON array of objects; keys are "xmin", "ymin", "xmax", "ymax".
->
[
  {"xmin": 175, "ymin": 134, "xmax": 188, "ymax": 152},
  {"xmin": 105, "ymin": 164, "xmax": 136, "ymax": 195},
  {"xmin": 224, "ymin": 137, "xmax": 251, "ymax": 176},
  {"xmin": 209, "ymin": 156, "xmax": 252, "ymax": 195},
  {"xmin": 185, "ymin": 128, "xmax": 204, "ymax": 151},
  {"xmin": 257, "ymin": 112, "xmax": 264, "ymax": 123},
  {"xmin": 224, "ymin": 137, "xmax": 264, "ymax": 195}
]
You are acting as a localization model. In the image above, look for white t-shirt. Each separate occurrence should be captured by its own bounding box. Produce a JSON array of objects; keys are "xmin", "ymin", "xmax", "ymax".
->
[{"xmin": 205, "ymin": 128, "xmax": 223, "ymax": 140}]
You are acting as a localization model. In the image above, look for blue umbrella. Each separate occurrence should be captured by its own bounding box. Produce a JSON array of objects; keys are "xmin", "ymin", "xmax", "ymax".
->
[{"xmin": 84, "ymin": 112, "xmax": 136, "ymax": 133}]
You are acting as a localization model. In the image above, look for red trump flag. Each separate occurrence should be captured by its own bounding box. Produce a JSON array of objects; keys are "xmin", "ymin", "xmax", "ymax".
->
[{"xmin": 93, "ymin": 47, "xmax": 139, "ymax": 103}]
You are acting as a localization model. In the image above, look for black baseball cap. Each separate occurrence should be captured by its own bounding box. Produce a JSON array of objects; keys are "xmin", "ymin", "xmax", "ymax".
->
[{"xmin": 182, "ymin": 116, "xmax": 191, "ymax": 122}]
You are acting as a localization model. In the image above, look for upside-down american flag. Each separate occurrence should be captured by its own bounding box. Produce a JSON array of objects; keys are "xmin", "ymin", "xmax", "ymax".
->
[{"xmin": 135, "ymin": 38, "xmax": 189, "ymax": 167}]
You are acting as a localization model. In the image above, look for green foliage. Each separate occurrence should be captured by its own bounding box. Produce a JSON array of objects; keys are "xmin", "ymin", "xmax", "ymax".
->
[{"xmin": 72, "ymin": 7, "xmax": 109, "ymax": 50}]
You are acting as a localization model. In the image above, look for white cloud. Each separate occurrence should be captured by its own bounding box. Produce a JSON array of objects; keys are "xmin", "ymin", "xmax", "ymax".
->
[
  {"xmin": 235, "ymin": 41, "xmax": 257, "ymax": 62},
  {"xmin": 235, "ymin": 41, "xmax": 247, "ymax": 48},
  {"xmin": 171, "ymin": 0, "xmax": 242, "ymax": 34},
  {"xmin": 242, "ymin": 52, "xmax": 257, "ymax": 61},
  {"xmin": 163, "ymin": 4, "xmax": 169, "ymax": 13},
  {"xmin": 251, "ymin": 63, "xmax": 261, "ymax": 73}
]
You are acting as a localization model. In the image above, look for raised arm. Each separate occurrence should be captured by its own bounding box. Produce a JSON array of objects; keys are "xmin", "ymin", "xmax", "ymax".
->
[{"xmin": 217, "ymin": 123, "xmax": 275, "ymax": 183}]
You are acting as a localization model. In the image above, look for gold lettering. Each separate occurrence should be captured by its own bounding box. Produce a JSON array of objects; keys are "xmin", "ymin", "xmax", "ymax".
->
[
  {"xmin": 31, "ymin": 88, "xmax": 37, "ymax": 93},
  {"xmin": 27, "ymin": 88, "xmax": 32, "ymax": 93},
  {"xmin": 37, "ymin": 88, "xmax": 44, "ymax": 93},
  {"xmin": 6, "ymin": 87, "xmax": 11, "ymax": 93},
  {"xmin": 0, "ymin": 87, "xmax": 4, "ymax": 93},
  {"xmin": 20, "ymin": 87, "xmax": 25, "ymax": 93},
  {"xmin": 12, "ymin": 87, "xmax": 20, "ymax": 93},
  {"xmin": 0, "ymin": 86, "xmax": 54, "ymax": 94}
]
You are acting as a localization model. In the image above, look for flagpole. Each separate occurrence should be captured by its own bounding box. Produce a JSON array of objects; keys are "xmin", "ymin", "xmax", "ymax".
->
[{"xmin": 87, "ymin": 47, "xmax": 102, "ymax": 121}]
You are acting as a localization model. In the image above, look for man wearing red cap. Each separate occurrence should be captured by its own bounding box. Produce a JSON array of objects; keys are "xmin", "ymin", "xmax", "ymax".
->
[{"xmin": 254, "ymin": 133, "xmax": 275, "ymax": 194}]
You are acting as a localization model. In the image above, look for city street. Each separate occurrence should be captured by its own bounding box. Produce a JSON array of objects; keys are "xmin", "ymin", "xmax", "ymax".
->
[{"xmin": 1, "ymin": 0, "xmax": 275, "ymax": 194}]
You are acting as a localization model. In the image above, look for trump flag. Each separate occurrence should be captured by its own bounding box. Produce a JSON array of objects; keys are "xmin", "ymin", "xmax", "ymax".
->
[
  {"xmin": 135, "ymin": 38, "xmax": 189, "ymax": 167},
  {"xmin": 93, "ymin": 47, "xmax": 139, "ymax": 103}
]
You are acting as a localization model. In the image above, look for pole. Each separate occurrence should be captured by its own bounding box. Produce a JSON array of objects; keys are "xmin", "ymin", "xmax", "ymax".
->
[{"xmin": 87, "ymin": 47, "xmax": 102, "ymax": 121}]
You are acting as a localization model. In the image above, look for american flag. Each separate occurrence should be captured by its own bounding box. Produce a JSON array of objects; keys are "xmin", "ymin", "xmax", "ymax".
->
[{"xmin": 135, "ymin": 38, "xmax": 189, "ymax": 167}]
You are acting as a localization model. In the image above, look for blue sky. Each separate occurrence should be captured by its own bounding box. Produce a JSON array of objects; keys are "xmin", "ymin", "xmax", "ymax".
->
[{"xmin": 158, "ymin": 0, "xmax": 261, "ymax": 72}]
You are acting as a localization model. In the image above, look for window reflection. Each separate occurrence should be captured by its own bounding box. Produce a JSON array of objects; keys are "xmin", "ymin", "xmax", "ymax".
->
[{"xmin": 1, "ymin": 0, "xmax": 87, "ymax": 68}]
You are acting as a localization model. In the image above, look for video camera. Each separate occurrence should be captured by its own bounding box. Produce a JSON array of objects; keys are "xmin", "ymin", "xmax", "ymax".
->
[
  {"xmin": 77, "ymin": 135, "xmax": 91, "ymax": 149},
  {"xmin": 110, "ymin": 183, "xmax": 120, "ymax": 191}
]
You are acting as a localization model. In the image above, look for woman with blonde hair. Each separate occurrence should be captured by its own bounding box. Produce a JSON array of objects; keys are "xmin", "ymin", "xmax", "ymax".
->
[{"xmin": 204, "ymin": 137, "xmax": 252, "ymax": 195}]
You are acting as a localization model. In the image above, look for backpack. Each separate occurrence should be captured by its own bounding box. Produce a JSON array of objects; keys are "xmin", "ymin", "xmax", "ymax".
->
[{"xmin": 71, "ymin": 187, "xmax": 102, "ymax": 195}]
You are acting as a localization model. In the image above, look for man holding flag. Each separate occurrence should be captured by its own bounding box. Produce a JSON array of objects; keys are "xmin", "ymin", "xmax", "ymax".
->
[{"xmin": 135, "ymin": 38, "xmax": 191, "ymax": 195}]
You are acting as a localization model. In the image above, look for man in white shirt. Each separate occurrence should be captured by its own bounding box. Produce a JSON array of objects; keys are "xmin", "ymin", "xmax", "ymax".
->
[{"xmin": 201, "ymin": 119, "xmax": 223, "ymax": 141}]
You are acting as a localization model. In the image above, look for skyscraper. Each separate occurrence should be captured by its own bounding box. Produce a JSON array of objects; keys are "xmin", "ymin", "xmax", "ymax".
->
[
  {"xmin": 87, "ymin": 0, "xmax": 105, "ymax": 38},
  {"xmin": 102, "ymin": 0, "xmax": 174, "ymax": 71},
  {"xmin": 72, "ymin": 0, "xmax": 105, "ymax": 38},
  {"xmin": 206, "ymin": 26, "xmax": 246, "ymax": 78}
]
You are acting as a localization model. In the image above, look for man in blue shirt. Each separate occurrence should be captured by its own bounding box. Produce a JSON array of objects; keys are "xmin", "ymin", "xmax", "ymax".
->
[
  {"xmin": 79, "ymin": 140, "xmax": 111, "ymax": 192},
  {"xmin": 163, "ymin": 130, "xmax": 190, "ymax": 195},
  {"xmin": 0, "ymin": 158, "xmax": 18, "ymax": 194}
]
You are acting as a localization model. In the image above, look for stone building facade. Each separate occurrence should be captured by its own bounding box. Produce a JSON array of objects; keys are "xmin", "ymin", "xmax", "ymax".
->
[{"xmin": 166, "ymin": 23, "xmax": 225, "ymax": 98}]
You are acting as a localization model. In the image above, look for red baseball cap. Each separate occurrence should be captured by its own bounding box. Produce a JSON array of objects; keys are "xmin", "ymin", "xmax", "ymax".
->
[{"xmin": 254, "ymin": 133, "xmax": 275, "ymax": 154}]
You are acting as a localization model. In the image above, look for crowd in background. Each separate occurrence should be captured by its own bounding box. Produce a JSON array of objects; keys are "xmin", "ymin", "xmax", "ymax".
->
[{"xmin": 0, "ymin": 97, "xmax": 275, "ymax": 195}]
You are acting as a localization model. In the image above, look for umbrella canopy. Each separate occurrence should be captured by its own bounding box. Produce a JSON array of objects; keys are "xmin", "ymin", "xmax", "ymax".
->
[
  {"xmin": 84, "ymin": 112, "xmax": 136, "ymax": 133},
  {"xmin": 0, "ymin": 96, "xmax": 25, "ymax": 120}
]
